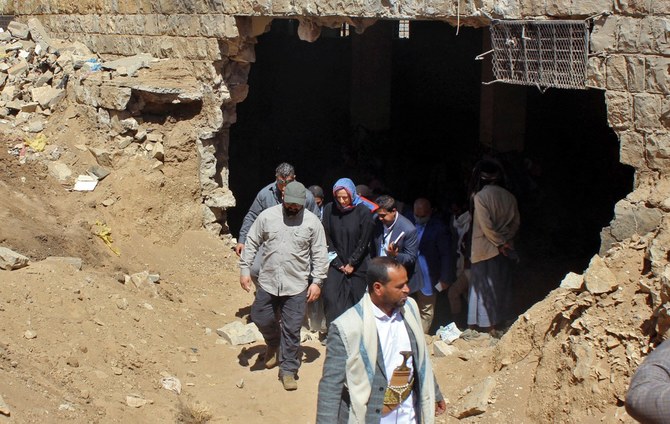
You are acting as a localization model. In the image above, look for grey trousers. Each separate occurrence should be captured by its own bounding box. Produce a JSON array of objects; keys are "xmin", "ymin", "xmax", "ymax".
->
[{"xmin": 251, "ymin": 286, "xmax": 307, "ymax": 375}]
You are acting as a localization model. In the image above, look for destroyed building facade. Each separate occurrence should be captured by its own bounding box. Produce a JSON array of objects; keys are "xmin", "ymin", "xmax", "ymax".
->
[{"xmin": 1, "ymin": 0, "xmax": 667, "ymax": 245}]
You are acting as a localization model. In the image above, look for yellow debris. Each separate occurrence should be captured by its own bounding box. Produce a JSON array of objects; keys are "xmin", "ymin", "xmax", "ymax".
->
[
  {"xmin": 93, "ymin": 220, "xmax": 121, "ymax": 256},
  {"xmin": 24, "ymin": 134, "xmax": 47, "ymax": 152}
]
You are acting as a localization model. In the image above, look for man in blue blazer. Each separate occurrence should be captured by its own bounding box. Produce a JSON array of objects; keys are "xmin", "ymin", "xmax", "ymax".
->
[
  {"xmin": 316, "ymin": 257, "xmax": 446, "ymax": 423},
  {"xmin": 371, "ymin": 195, "xmax": 419, "ymax": 293},
  {"xmin": 409, "ymin": 198, "xmax": 455, "ymax": 333}
]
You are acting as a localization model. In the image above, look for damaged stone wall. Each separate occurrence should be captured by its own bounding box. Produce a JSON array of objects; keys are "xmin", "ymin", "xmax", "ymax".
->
[
  {"xmin": 3, "ymin": 0, "xmax": 666, "ymax": 240},
  {"xmin": 1, "ymin": 0, "xmax": 670, "ymax": 422}
]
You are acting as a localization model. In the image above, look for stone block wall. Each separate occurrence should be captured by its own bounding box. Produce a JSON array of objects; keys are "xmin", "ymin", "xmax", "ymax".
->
[
  {"xmin": 1, "ymin": 0, "xmax": 669, "ymax": 243},
  {"xmin": 586, "ymin": 6, "xmax": 670, "ymax": 247}
]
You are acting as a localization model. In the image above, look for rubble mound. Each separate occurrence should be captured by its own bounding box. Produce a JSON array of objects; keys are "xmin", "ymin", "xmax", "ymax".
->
[{"xmin": 491, "ymin": 230, "xmax": 662, "ymax": 423}]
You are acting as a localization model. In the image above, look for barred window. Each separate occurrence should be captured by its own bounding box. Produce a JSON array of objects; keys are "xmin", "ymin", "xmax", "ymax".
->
[
  {"xmin": 489, "ymin": 20, "xmax": 589, "ymax": 90},
  {"xmin": 340, "ymin": 23, "xmax": 350, "ymax": 38},
  {"xmin": 398, "ymin": 20, "xmax": 410, "ymax": 39}
]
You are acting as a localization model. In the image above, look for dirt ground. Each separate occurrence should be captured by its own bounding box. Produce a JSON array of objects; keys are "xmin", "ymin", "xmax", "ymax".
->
[{"xmin": 0, "ymin": 82, "xmax": 648, "ymax": 423}]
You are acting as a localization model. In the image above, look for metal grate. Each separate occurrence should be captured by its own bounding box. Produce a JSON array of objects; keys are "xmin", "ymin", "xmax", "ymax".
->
[{"xmin": 489, "ymin": 20, "xmax": 589, "ymax": 90}]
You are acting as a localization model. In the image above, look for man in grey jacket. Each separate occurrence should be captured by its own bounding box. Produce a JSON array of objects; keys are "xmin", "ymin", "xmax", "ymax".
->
[
  {"xmin": 317, "ymin": 257, "xmax": 445, "ymax": 423},
  {"xmin": 626, "ymin": 340, "xmax": 670, "ymax": 423},
  {"xmin": 235, "ymin": 162, "xmax": 320, "ymax": 256},
  {"xmin": 240, "ymin": 182, "xmax": 328, "ymax": 391}
]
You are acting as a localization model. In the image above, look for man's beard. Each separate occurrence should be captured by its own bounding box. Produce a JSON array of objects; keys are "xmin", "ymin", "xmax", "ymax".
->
[{"xmin": 284, "ymin": 206, "xmax": 300, "ymax": 216}]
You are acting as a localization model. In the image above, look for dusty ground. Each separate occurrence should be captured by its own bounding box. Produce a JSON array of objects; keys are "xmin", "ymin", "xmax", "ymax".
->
[{"xmin": 0, "ymin": 85, "xmax": 648, "ymax": 423}]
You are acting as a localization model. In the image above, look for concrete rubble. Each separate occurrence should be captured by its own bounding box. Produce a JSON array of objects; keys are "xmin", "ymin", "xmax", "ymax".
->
[
  {"xmin": 455, "ymin": 376, "xmax": 497, "ymax": 418},
  {"xmin": 216, "ymin": 321, "xmax": 263, "ymax": 345},
  {"xmin": 0, "ymin": 394, "xmax": 10, "ymax": 416},
  {"xmin": 0, "ymin": 18, "xmax": 206, "ymax": 192},
  {"xmin": 0, "ymin": 246, "xmax": 30, "ymax": 270}
]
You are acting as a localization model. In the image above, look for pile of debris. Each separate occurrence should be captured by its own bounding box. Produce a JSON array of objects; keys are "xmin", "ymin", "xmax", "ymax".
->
[
  {"xmin": 0, "ymin": 18, "xmax": 78, "ymax": 130},
  {"xmin": 0, "ymin": 18, "xmax": 206, "ymax": 189},
  {"xmin": 490, "ymin": 227, "xmax": 667, "ymax": 422}
]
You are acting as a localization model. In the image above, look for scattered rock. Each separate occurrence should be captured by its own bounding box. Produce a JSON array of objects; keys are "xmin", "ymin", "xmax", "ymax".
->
[
  {"xmin": 24, "ymin": 330, "xmax": 37, "ymax": 339},
  {"xmin": 560, "ymin": 272, "xmax": 584, "ymax": 291},
  {"xmin": 42, "ymin": 256, "xmax": 83, "ymax": 270},
  {"xmin": 47, "ymin": 161, "xmax": 72, "ymax": 182},
  {"xmin": 0, "ymin": 247, "xmax": 30, "ymax": 270},
  {"xmin": 0, "ymin": 394, "xmax": 10, "ymax": 416},
  {"xmin": 216, "ymin": 321, "xmax": 263, "ymax": 345},
  {"xmin": 456, "ymin": 376, "xmax": 497, "ymax": 418},
  {"xmin": 125, "ymin": 395, "xmax": 150, "ymax": 408},
  {"xmin": 584, "ymin": 255, "xmax": 618, "ymax": 294},
  {"xmin": 87, "ymin": 147, "xmax": 113, "ymax": 167},
  {"xmin": 116, "ymin": 298, "xmax": 129, "ymax": 310},
  {"xmin": 30, "ymin": 86, "xmax": 65, "ymax": 109},
  {"xmin": 160, "ymin": 376, "xmax": 182, "ymax": 394},
  {"xmin": 87, "ymin": 165, "xmax": 110, "ymax": 180},
  {"xmin": 433, "ymin": 340, "xmax": 458, "ymax": 357},
  {"xmin": 66, "ymin": 357, "xmax": 80, "ymax": 368},
  {"xmin": 7, "ymin": 21, "xmax": 30, "ymax": 39},
  {"xmin": 101, "ymin": 54, "xmax": 155, "ymax": 77}
]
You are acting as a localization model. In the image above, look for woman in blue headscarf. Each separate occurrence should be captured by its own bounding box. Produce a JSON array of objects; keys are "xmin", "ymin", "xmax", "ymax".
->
[{"xmin": 321, "ymin": 178, "xmax": 376, "ymax": 326}]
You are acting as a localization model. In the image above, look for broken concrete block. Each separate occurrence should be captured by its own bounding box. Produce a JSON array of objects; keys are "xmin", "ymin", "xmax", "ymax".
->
[
  {"xmin": 0, "ymin": 393, "xmax": 9, "ymax": 416},
  {"xmin": 560, "ymin": 272, "xmax": 584, "ymax": 291},
  {"xmin": 7, "ymin": 21, "xmax": 30, "ymax": 39},
  {"xmin": 30, "ymin": 86, "xmax": 66, "ymax": 109},
  {"xmin": 110, "ymin": 113, "xmax": 137, "ymax": 134},
  {"xmin": 28, "ymin": 17, "xmax": 52, "ymax": 47},
  {"xmin": 146, "ymin": 132, "xmax": 163, "ymax": 143},
  {"xmin": 433, "ymin": 340, "xmax": 458, "ymax": 357},
  {"xmin": 128, "ymin": 271, "xmax": 158, "ymax": 296},
  {"xmin": 457, "ymin": 376, "xmax": 497, "ymax": 419},
  {"xmin": 87, "ymin": 165, "xmax": 110, "ymax": 180},
  {"xmin": 125, "ymin": 395, "xmax": 149, "ymax": 408},
  {"xmin": 216, "ymin": 321, "xmax": 262, "ymax": 345},
  {"xmin": 584, "ymin": 255, "xmax": 618, "ymax": 294},
  {"xmin": 34, "ymin": 70, "xmax": 53, "ymax": 87},
  {"xmin": 0, "ymin": 85, "xmax": 15, "ymax": 102},
  {"xmin": 8, "ymin": 59, "xmax": 29, "ymax": 77},
  {"xmin": 43, "ymin": 256, "xmax": 83, "ymax": 270},
  {"xmin": 116, "ymin": 135, "xmax": 134, "ymax": 149},
  {"xmin": 610, "ymin": 199, "xmax": 663, "ymax": 241},
  {"xmin": 152, "ymin": 142, "xmax": 164, "ymax": 161},
  {"xmin": 135, "ymin": 128, "xmax": 147, "ymax": 141},
  {"xmin": 5, "ymin": 100, "xmax": 26, "ymax": 110},
  {"xmin": 88, "ymin": 147, "xmax": 113, "ymax": 167},
  {"xmin": 20, "ymin": 102, "xmax": 39, "ymax": 113},
  {"xmin": 26, "ymin": 120, "xmax": 45, "ymax": 133},
  {"xmin": 5, "ymin": 42, "xmax": 22, "ymax": 52},
  {"xmin": 97, "ymin": 108, "xmax": 110, "ymax": 126},
  {"xmin": 0, "ymin": 246, "xmax": 30, "ymax": 270},
  {"xmin": 101, "ymin": 53, "xmax": 154, "ymax": 77},
  {"xmin": 48, "ymin": 161, "xmax": 73, "ymax": 182},
  {"xmin": 98, "ymin": 86, "xmax": 131, "ymax": 110},
  {"xmin": 19, "ymin": 40, "xmax": 36, "ymax": 52},
  {"xmin": 0, "ymin": 31, "xmax": 11, "ymax": 42}
]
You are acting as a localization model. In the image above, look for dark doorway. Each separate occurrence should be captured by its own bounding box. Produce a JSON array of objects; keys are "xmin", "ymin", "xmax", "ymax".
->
[{"xmin": 228, "ymin": 18, "xmax": 634, "ymax": 326}]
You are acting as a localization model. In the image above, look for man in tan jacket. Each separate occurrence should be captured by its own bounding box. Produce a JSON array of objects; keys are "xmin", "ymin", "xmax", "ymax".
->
[{"xmin": 467, "ymin": 160, "xmax": 520, "ymax": 337}]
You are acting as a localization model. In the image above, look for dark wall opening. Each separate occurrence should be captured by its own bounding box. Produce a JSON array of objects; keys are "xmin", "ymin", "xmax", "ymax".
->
[{"xmin": 228, "ymin": 18, "xmax": 634, "ymax": 322}]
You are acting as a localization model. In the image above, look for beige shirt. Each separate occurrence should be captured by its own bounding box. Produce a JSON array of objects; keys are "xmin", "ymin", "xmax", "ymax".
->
[
  {"xmin": 240, "ymin": 204, "xmax": 328, "ymax": 296},
  {"xmin": 471, "ymin": 184, "xmax": 520, "ymax": 264}
]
